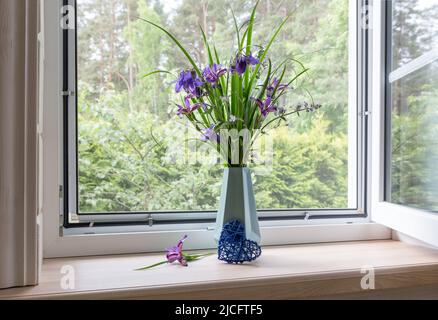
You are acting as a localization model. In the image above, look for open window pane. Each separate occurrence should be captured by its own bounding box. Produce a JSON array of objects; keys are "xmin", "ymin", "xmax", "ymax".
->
[
  {"xmin": 389, "ymin": 62, "xmax": 438, "ymax": 211},
  {"xmin": 387, "ymin": 0, "xmax": 438, "ymax": 212},
  {"xmin": 76, "ymin": 0, "xmax": 356, "ymax": 213}
]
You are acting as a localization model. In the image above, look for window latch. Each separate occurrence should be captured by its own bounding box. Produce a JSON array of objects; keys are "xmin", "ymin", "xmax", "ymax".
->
[
  {"xmin": 147, "ymin": 214, "xmax": 153, "ymax": 227},
  {"xmin": 62, "ymin": 90, "xmax": 75, "ymax": 97},
  {"xmin": 359, "ymin": 110, "xmax": 371, "ymax": 117}
]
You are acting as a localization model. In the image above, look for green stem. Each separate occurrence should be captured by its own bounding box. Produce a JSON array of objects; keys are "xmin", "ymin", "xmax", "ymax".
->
[{"xmin": 135, "ymin": 260, "xmax": 168, "ymax": 271}]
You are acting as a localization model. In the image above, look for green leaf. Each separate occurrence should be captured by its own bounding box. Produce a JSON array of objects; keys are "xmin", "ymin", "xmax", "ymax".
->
[
  {"xmin": 141, "ymin": 70, "xmax": 171, "ymax": 79},
  {"xmin": 271, "ymin": 65, "xmax": 286, "ymax": 98},
  {"xmin": 249, "ymin": 59, "xmax": 271, "ymax": 128},
  {"xmin": 272, "ymin": 57, "xmax": 307, "ymax": 76},
  {"xmin": 213, "ymin": 46, "xmax": 221, "ymax": 65},
  {"xmin": 231, "ymin": 9, "xmax": 242, "ymax": 51},
  {"xmin": 136, "ymin": 17, "xmax": 202, "ymax": 75},
  {"xmin": 272, "ymin": 67, "xmax": 309, "ymax": 107},
  {"xmin": 247, "ymin": 15, "xmax": 292, "ymax": 98},
  {"xmin": 200, "ymin": 25, "xmax": 214, "ymax": 66},
  {"xmin": 182, "ymin": 252, "xmax": 215, "ymax": 262},
  {"xmin": 244, "ymin": 0, "xmax": 260, "ymax": 88},
  {"xmin": 286, "ymin": 67, "xmax": 310, "ymax": 87},
  {"xmin": 245, "ymin": 0, "xmax": 259, "ymax": 56},
  {"xmin": 260, "ymin": 59, "xmax": 272, "ymax": 98},
  {"xmin": 240, "ymin": 27, "xmax": 249, "ymax": 50},
  {"xmin": 134, "ymin": 260, "xmax": 168, "ymax": 271},
  {"xmin": 231, "ymin": 72, "xmax": 239, "ymax": 116},
  {"xmin": 213, "ymin": 46, "xmax": 227, "ymax": 95}
]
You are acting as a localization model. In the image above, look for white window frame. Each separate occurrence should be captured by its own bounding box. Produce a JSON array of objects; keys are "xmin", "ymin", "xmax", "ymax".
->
[
  {"xmin": 42, "ymin": 0, "xmax": 391, "ymax": 258},
  {"xmin": 370, "ymin": 0, "xmax": 438, "ymax": 247}
]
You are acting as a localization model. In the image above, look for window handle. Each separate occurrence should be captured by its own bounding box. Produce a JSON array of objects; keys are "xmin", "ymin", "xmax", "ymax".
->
[{"xmin": 62, "ymin": 90, "xmax": 75, "ymax": 96}]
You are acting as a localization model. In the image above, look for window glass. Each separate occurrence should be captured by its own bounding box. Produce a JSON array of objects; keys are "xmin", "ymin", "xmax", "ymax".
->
[
  {"xmin": 388, "ymin": 0, "xmax": 438, "ymax": 211},
  {"xmin": 76, "ymin": 0, "xmax": 354, "ymax": 213},
  {"xmin": 390, "ymin": 62, "xmax": 438, "ymax": 211}
]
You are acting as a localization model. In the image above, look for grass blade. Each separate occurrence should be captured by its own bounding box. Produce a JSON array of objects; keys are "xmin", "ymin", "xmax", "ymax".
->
[
  {"xmin": 231, "ymin": 9, "xmax": 242, "ymax": 51},
  {"xmin": 246, "ymin": 15, "xmax": 291, "ymax": 99},
  {"xmin": 200, "ymin": 25, "xmax": 214, "ymax": 66},
  {"xmin": 213, "ymin": 46, "xmax": 221, "ymax": 65},
  {"xmin": 286, "ymin": 67, "xmax": 310, "ymax": 87},
  {"xmin": 245, "ymin": 0, "xmax": 259, "ymax": 56},
  {"xmin": 244, "ymin": 0, "xmax": 260, "ymax": 88},
  {"xmin": 135, "ymin": 261, "xmax": 168, "ymax": 271},
  {"xmin": 141, "ymin": 70, "xmax": 171, "ymax": 79},
  {"xmin": 136, "ymin": 17, "xmax": 201, "ymax": 75},
  {"xmin": 240, "ymin": 27, "xmax": 249, "ymax": 50}
]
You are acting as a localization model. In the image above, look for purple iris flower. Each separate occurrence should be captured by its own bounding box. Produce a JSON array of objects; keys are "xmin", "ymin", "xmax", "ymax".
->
[
  {"xmin": 267, "ymin": 78, "xmax": 288, "ymax": 97},
  {"xmin": 175, "ymin": 70, "xmax": 204, "ymax": 96},
  {"xmin": 232, "ymin": 53, "xmax": 260, "ymax": 76},
  {"xmin": 176, "ymin": 96, "xmax": 204, "ymax": 116},
  {"xmin": 254, "ymin": 96, "xmax": 277, "ymax": 117},
  {"xmin": 203, "ymin": 64, "xmax": 227, "ymax": 84},
  {"xmin": 201, "ymin": 125, "xmax": 220, "ymax": 142},
  {"xmin": 166, "ymin": 235, "xmax": 188, "ymax": 266}
]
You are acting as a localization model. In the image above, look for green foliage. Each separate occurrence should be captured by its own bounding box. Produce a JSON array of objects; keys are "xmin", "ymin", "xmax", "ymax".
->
[{"xmin": 253, "ymin": 120, "xmax": 348, "ymax": 209}]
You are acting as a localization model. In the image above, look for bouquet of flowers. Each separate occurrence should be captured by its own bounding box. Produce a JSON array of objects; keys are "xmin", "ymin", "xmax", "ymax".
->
[
  {"xmin": 141, "ymin": 1, "xmax": 320, "ymax": 167},
  {"xmin": 140, "ymin": 1, "xmax": 320, "ymax": 264}
]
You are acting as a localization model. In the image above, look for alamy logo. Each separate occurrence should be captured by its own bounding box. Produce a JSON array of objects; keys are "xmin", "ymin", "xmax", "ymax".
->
[
  {"xmin": 360, "ymin": 5, "xmax": 373, "ymax": 30},
  {"xmin": 60, "ymin": 265, "xmax": 76, "ymax": 290},
  {"xmin": 61, "ymin": 5, "xmax": 75, "ymax": 30},
  {"xmin": 163, "ymin": 126, "xmax": 274, "ymax": 174},
  {"xmin": 360, "ymin": 265, "xmax": 375, "ymax": 290}
]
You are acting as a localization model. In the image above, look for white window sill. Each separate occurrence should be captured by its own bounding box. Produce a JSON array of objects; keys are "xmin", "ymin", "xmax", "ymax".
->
[{"xmin": 2, "ymin": 240, "xmax": 438, "ymax": 299}]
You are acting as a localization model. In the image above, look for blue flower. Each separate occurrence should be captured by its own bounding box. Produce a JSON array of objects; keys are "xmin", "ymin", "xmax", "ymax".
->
[
  {"xmin": 176, "ymin": 96, "xmax": 205, "ymax": 116},
  {"xmin": 175, "ymin": 70, "xmax": 204, "ymax": 96},
  {"xmin": 203, "ymin": 64, "xmax": 227, "ymax": 84},
  {"xmin": 254, "ymin": 96, "xmax": 277, "ymax": 117},
  {"xmin": 231, "ymin": 53, "xmax": 260, "ymax": 76},
  {"xmin": 267, "ymin": 78, "xmax": 288, "ymax": 97}
]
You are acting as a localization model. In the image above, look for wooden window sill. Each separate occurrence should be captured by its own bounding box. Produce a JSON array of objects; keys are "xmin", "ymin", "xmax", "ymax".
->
[{"xmin": 2, "ymin": 240, "xmax": 438, "ymax": 299}]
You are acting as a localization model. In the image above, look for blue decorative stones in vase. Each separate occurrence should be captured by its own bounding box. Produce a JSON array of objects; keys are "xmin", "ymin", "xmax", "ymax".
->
[{"xmin": 215, "ymin": 167, "xmax": 262, "ymax": 263}]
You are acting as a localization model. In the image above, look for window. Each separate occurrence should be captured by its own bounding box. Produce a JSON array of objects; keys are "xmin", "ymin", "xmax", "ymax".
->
[
  {"xmin": 62, "ymin": 0, "xmax": 367, "ymax": 227},
  {"xmin": 371, "ymin": 0, "xmax": 438, "ymax": 248},
  {"xmin": 43, "ymin": 0, "xmax": 392, "ymax": 258},
  {"xmin": 386, "ymin": 0, "xmax": 438, "ymax": 212}
]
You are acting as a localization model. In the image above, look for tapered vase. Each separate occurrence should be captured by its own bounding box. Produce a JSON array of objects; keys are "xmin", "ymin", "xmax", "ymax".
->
[{"xmin": 215, "ymin": 167, "xmax": 261, "ymax": 263}]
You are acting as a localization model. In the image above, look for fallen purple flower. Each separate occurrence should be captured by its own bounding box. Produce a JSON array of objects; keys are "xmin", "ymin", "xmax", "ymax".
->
[
  {"xmin": 166, "ymin": 235, "xmax": 188, "ymax": 266},
  {"xmin": 135, "ymin": 235, "xmax": 214, "ymax": 270}
]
